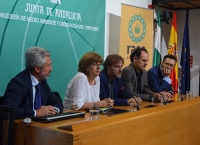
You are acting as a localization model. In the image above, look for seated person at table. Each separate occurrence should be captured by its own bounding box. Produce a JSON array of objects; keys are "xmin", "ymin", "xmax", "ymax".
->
[
  {"xmin": 121, "ymin": 47, "xmax": 162, "ymax": 102},
  {"xmin": 4, "ymin": 47, "xmax": 64, "ymax": 119},
  {"xmin": 63, "ymin": 52, "xmax": 114, "ymax": 110},
  {"xmin": 147, "ymin": 54, "xmax": 177, "ymax": 98},
  {"xmin": 100, "ymin": 54, "xmax": 141, "ymax": 106}
]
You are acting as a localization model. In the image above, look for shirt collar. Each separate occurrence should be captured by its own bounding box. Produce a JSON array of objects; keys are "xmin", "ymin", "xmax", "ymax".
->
[
  {"xmin": 132, "ymin": 64, "xmax": 143, "ymax": 77},
  {"xmin": 30, "ymin": 73, "xmax": 39, "ymax": 87}
]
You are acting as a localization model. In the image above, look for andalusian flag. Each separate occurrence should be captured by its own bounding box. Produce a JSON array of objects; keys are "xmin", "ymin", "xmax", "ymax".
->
[
  {"xmin": 168, "ymin": 11, "xmax": 178, "ymax": 100},
  {"xmin": 153, "ymin": 6, "xmax": 161, "ymax": 66}
]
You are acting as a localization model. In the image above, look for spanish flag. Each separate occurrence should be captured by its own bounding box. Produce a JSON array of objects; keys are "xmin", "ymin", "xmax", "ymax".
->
[{"xmin": 168, "ymin": 11, "xmax": 178, "ymax": 101}]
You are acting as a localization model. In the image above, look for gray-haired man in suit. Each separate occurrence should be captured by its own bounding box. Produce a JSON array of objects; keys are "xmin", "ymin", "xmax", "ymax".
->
[{"xmin": 4, "ymin": 47, "xmax": 63, "ymax": 119}]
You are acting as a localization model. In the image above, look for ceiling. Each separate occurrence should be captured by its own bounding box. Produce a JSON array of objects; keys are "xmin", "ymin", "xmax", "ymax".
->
[{"xmin": 153, "ymin": 0, "xmax": 200, "ymax": 10}]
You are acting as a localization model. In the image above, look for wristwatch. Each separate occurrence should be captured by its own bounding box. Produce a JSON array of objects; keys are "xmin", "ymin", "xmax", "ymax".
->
[{"xmin": 53, "ymin": 107, "xmax": 59, "ymax": 113}]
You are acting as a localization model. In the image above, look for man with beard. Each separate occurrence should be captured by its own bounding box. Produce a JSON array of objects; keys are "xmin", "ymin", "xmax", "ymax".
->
[
  {"xmin": 100, "ymin": 54, "xmax": 141, "ymax": 106},
  {"xmin": 121, "ymin": 47, "xmax": 162, "ymax": 102},
  {"xmin": 4, "ymin": 47, "xmax": 63, "ymax": 119}
]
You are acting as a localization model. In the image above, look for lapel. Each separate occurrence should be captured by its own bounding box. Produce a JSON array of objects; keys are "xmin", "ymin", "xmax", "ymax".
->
[
  {"xmin": 157, "ymin": 65, "xmax": 163, "ymax": 84},
  {"xmin": 130, "ymin": 64, "xmax": 137, "ymax": 91},
  {"xmin": 23, "ymin": 69, "xmax": 34, "ymax": 108},
  {"xmin": 102, "ymin": 69, "xmax": 120, "ymax": 98},
  {"xmin": 130, "ymin": 64, "xmax": 146, "ymax": 92},
  {"xmin": 102, "ymin": 70, "xmax": 110, "ymax": 90},
  {"xmin": 103, "ymin": 69, "xmax": 115, "ymax": 97},
  {"xmin": 140, "ymin": 70, "xmax": 145, "ymax": 91}
]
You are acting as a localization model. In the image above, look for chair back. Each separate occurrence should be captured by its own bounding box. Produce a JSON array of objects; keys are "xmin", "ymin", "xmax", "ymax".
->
[
  {"xmin": 0, "ymin": 96, "xmax": 3, "ymax": 105},
  {"xmin": 0, "ymin": 105, "xmax": 14, "ymax": 145},
  {"xmin": 53, "ymin": 92, "xmax": 62, "ymax": 103}
]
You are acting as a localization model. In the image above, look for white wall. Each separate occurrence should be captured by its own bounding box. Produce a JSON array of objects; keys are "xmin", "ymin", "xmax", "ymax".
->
[
  {"xmin": 105, "ymin": 0, "xmax": 152, "ymax": 56},
  {"xmin": 157, "ymin": 8, "xmax": 200, "ymax": 96},
  {"xmin": 106, "ymin": 0, "xmax": 152, "ymax": 17}
]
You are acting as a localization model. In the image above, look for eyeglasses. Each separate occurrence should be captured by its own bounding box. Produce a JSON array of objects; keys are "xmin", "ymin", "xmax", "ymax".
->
[
  {"xmin": 163, "ymin": 62, "xmax": 174, "ymax": 68},
  {"xmin": 90, "ymin": 63, "xmax": 102, "ymax": 67}
]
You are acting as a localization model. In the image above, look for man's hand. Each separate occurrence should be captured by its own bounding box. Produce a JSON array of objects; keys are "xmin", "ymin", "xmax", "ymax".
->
[
  {"xmin": 99, "ymin": 98, "xmax": 114, "ymax": 108},
  {"xmin": 127, "ymin": 98, "xmax": 136, "ymax": 105},
  {"xmin": 154, "ymin": 92, "xmax": 173, "ymax": 101},
  {"xmin": 105, "ymin": 98, "xmax": 114, "ymax": 107},
  {"xmin": 132, "ymin": 96, "xmax": 142, "ymax": 105},
  {"xmin": 36, "ymin": 105, "xmax": 56, "ymax": 117},
  {"xmin": 162, "ymin": 68, "xmax": 171, "ymax": 77},
  {"xmin": 153, "ymin": 93, "xmax": 162, "ymax": 99},
  {"xmin": 161, "ymin": 91, "xmax": 173, "ymax": 101}
]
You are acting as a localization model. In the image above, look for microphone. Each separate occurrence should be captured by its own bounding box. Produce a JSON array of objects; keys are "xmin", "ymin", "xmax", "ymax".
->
[
  {"xmin": 145, "ymin": 85, "xmax": 168, "ymax": 105},
  {"xmin": 162, "ymin": 88, "xmax": 183, "ymax": 101},
  {"xmin": 121, "ymin": 85, "xmax": 140, "ymax": 110}
]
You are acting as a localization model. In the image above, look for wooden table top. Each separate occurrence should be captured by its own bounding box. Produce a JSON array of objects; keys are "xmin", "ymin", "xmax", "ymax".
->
[
  {"xmin": 12, "ymin": 96, "xmax": 200, "ymax": 145},
  {"xmin": 14, "ymin": 95, "xmax": 199, "ymax": 130}
]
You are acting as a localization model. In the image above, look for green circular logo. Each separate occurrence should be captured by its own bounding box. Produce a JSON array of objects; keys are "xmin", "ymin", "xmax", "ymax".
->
[{"xmin": 128, "ymin": 15, "xmax": 146, "ymax": 43}]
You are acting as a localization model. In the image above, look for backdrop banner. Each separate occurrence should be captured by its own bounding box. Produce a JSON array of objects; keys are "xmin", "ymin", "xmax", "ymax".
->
[
  {"xmin": 119, "ymin": 4, "xmax": 153, "ymax": 70},
  {"xmin": 0, "ymin": 0, "xmax": 105, "ymax": 98}
]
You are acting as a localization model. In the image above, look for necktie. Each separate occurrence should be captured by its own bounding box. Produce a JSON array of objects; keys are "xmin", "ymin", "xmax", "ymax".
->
[{"xmin": 34, "ymin": 83, "xmax": 42, "ymax": 110}]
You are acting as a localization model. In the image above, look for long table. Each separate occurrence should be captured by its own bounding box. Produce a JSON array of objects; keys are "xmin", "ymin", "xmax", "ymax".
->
[{"xmin": 11, "ymin": 97, "xmax": 200, "ymax": 145}]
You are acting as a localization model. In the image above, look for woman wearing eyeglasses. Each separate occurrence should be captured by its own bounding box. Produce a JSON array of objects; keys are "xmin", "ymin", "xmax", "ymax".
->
[{"xmin": 63, "ymin": 52, "xmax": 114, "ymax": 110}]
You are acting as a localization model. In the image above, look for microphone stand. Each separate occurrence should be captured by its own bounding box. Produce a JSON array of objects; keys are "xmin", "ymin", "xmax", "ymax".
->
[
  {"xmin": 133, "ymin": 97, "xmax": 140, "ymax": 110},
  {"xmin": 178, "ymin": 88, "xmax": 184, "ymax": 101},
  {"xmin": 162, "ymin": 88, "xmax": 183, "ymax": 101},
  {"xmin": 145, "ymin": 85, "xmax": 168, "ymax": 105}
]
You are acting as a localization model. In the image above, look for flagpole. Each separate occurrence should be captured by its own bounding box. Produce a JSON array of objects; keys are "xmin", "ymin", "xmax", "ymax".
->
[
  {"xmin": 199, "ymin": 64, "xmax": 200, "ymax": 96},
  {"xmin": 180, "ymin": 9, "xmax": 190, "ymax": 95}
]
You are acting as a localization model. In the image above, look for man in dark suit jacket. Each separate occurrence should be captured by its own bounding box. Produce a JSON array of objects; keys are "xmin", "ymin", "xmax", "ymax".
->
[
  {"xmin": 121, "ymin": 47, "xmax": 162, "ymax": 102},
  {"xmin": 147, "ymin": 54, "xmax": 177, "ymax": 97},
  {"xmin": 100, "ymin": 54, "xmax": 141, "ymax": 106},
  {"xmin": 4, "ymin": 47, "xmax": 63, "ymax": 119}
]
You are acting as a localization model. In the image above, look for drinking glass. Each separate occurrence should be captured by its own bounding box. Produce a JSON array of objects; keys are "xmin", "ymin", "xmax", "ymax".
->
[
  {"xmin": 151, "ymin": 96, "xmax": 155, "ymax": 104},
  {"xmin": 177, "ymin": 93, "xmax": 183, "ymax": 102},
  {"xmin": 160, "ymin": 96, "xmax": 164, "ymax": 105},
  {"xmin": 130, "ymin": 102, "xmax": 137, "ymax": 112},
  {"xmin": 186, "ymin": 91, "xmax": 193, "ymax": 99},
  {"xmin": 89, "ymin": 106, "xmax": 100, "ymax": 120}
]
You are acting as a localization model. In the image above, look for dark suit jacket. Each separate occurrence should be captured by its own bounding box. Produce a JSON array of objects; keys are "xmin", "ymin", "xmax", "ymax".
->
[
  {"xmin": 147, "ymin": 65, "xmax": 172, "ymax": 92},
  {"xmin": 121, "ymin": 64, "xmax": 154, "ymax": 101},
  {"xmin": 99, "ymin": 69, "xmax": 132, "ymax": 106},
  {"xmin": 4, "ymin": 69, "xmax": 63, "ymax": 119}
]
